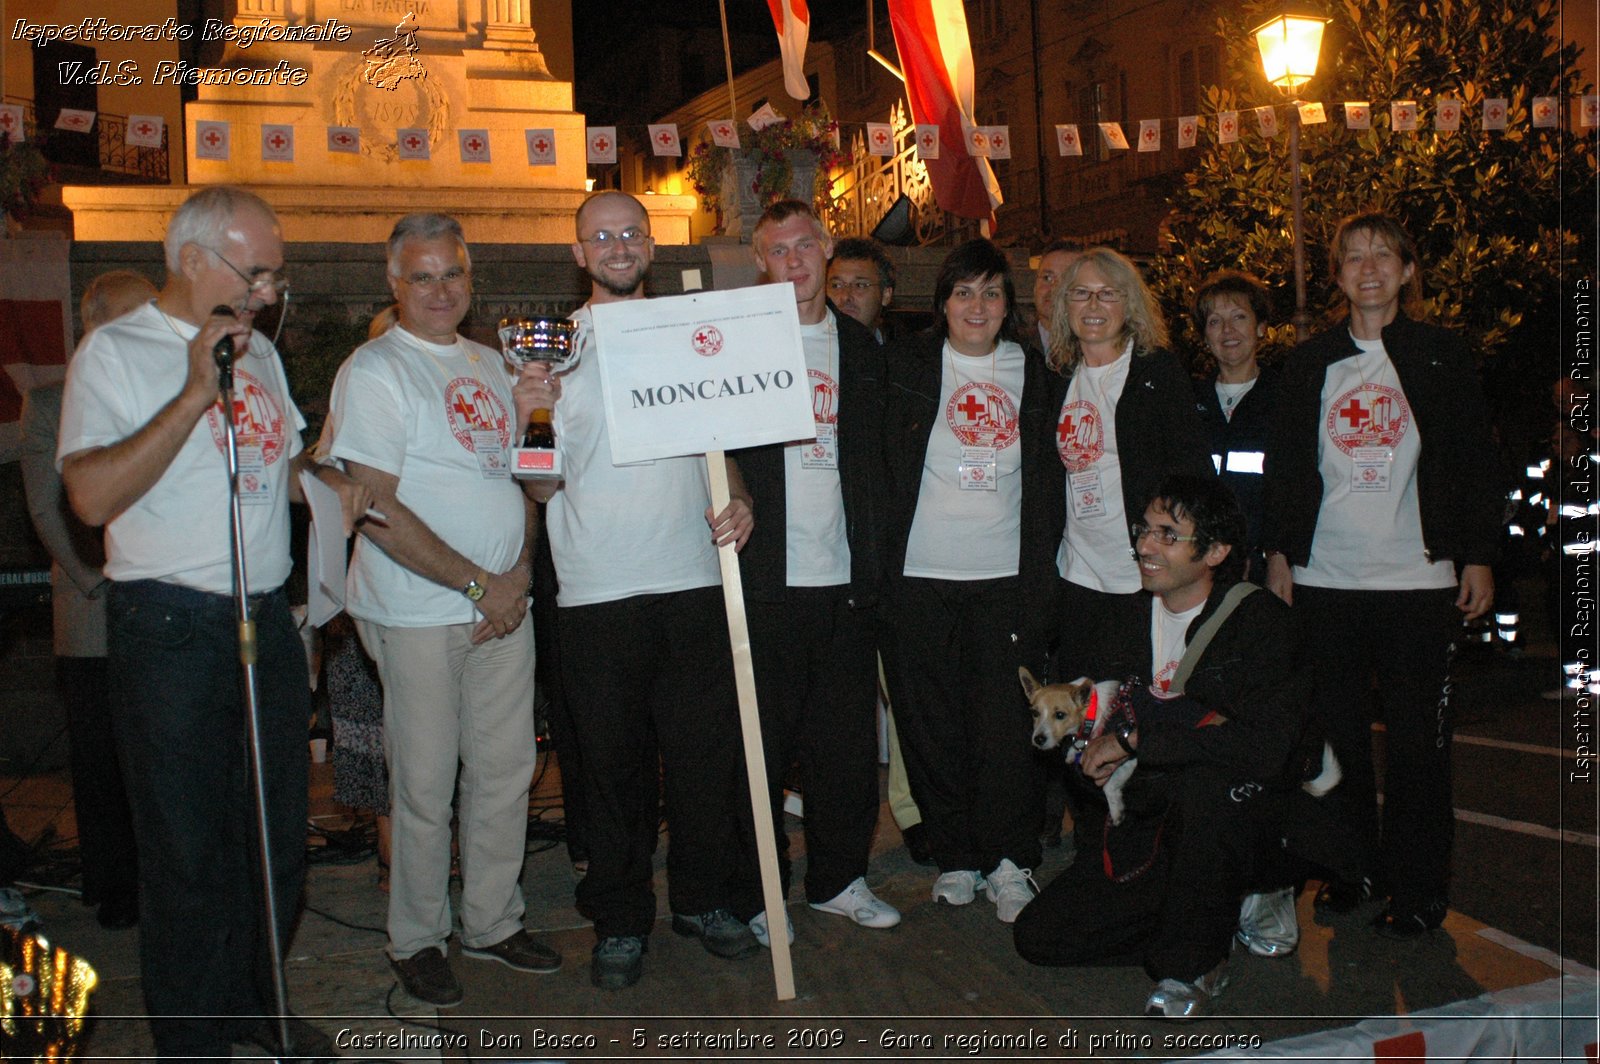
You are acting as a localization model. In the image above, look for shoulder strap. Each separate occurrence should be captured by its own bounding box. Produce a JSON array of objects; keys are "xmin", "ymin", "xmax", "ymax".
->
[{"xmin": 1167, "ymin": 582, "xmax": 1258, "ymax": 696}]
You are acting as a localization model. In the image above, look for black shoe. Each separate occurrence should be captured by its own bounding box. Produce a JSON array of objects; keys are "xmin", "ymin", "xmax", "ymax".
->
[
  {"xmin": 234, "ymin": 1014, "xmax": 338, "ymax": 1062},
  {"xmin": 96, "ymin": 894, "xmax": 139, "ymax": 930},
  {"xmin": 389, "ymin": 946, "xmax": 464, "ymax": 1007},
  {"xmin": 590, "ymin": 935, "xmax": 646, "ymax": 989},
  {"xmin": 462, "ymin": 929, "xmax": 561, "ymax": 973},
  {"xmin": 1373, "ymin": 898, "xmax": 1447, "ymax": 940},
  {"xmin": 1313, "ymin": 877, "xmax": 1372, "ymax": 914},
  {"xmin": 902, "ymin": 823, "xmax": 935, "ymax": 866},
  {"xmin": 670, "ymin": 908, "xmax": 759, "ymax": 958}
]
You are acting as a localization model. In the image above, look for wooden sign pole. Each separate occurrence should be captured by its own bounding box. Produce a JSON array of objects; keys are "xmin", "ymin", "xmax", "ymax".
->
[{"xmin": 705, "ymin": 450, "xmax": 796, "ymax": 1001}]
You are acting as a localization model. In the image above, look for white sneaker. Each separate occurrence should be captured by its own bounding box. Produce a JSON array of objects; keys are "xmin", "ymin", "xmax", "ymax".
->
[
  {"xmin": 1145, "ymin": 960, "xmax": 1230, "ymax": 1019},
  {"xmin": 931, "ymin": 870, "xmax": 984, "ymax": 906},
  {"xmin": 1236, "ymin": 887, "xmax": 1299, "ymax": 957},
  {"xmin": 983, "ymin": 858, "xmax": 1038, "ymax": 923},
  {"xmin": 748, "ymin": 910, "xmax": 795, "ymax": 948},
  {"xmin": 810, "ymin": 877, "xmax": 901, "ymax": 928}
]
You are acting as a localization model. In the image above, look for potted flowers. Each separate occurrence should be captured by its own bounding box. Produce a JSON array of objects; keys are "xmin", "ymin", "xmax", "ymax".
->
[{"xmin": 686, "ymin": 102, "xmax": 849, "ymax": 237}]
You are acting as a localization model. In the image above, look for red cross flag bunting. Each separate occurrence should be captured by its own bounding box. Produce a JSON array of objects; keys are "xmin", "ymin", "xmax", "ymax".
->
[
  {"xmin": 914, "ymin": 123, "xmax": 940, "ymax": 159},
  {"xmin": 983, "ymin": 125, "xmax": 1011, "ymax": 159},
  {"xmin": 647, "ymin": 124, "xmax": 682, "ymax": 157},
  {"xmin": 748, "ymin": 102, "xmax": 784, "ymax": 132},
  {"xmin": 458, "ymin": 128, "xmax": 491, "ymax": 163},
  {"xmin": 708, "ymin": 119, "xmax": 741, "ymax": 149},
  {"xmin": 1297, "ymin": 101, "xmax": 1327, "ymax": 125},
  {"xmin": 1137, "ymin": 118, "xmax": 1160, "ymax": 152},
  {"xmin": 1391, "ymin": 100, "xmax": 1418, "ymax": 131},
  {"xmin": 1217, "ymin": 110, "xmax": 1239, "ymax": 143},
  {"xmin": 261, "ymin": 123, "xmax": 295, "ymax": 163},
  {"xmin": 1532, "ymin": 96, "xmax": 1558, "ymax": 128},
  {"xmin": 1483, "ymin": 97, "xmax": 1508, "ymax": 131},
  {"xmin": 1176, "ymin": 115, "xmax": 1198, "ymax": 148},
  {"xmin": 1055, "ymin": 123, "xmax": 1081, "ymax": 156},
  {"xmin": 195, "ymin": 120, "xmax": 230, "ymax": 160},
  {"xmin": 1254, "ymin": 105, "xmax": 1279, "ymax": 138},
  {"xmin": 1098, "ymin": 121, "xmax": 1129, "ymax": 150},
  {"xmin": 867, "ymin": 122, "xmax": 894, "ymax": 156},
  {"xmin": 396, "ymin": 127, "xmax": 430, "ymax": 160},
  {"xmin": 1434, "ymin": 97, "xmax": 1461, "ymax": 132},
  {"xmin": 126, "ymin": 114, "xmax": 163, "ymax": 148},
  {"xmin": 1344, "ymin": 101, "xmax": 1372, "ymax": 129},
  {"xmin": 967, "ymin": 126, "xmax": 991, "ymax": 157},
  {"xmin": 328, "ymin": 125, "xmax": 360, "ymax": 154},
  {"xmin": 0, "ymin": 104, "xmax": 22, "ymax": 141},
  {"xmin": 525, "ymin": 128, "xmax": 557, "ymax": 166},
  {"xmin": 586, "ymin": 126, "xmax": 617, "ymax": 164},
  {"xmin": 1583, "ymin": 95, "xmax": 1599, "ymax": 128},
  {"xmin": 54, "ymin": 107, "xmax": 95, "ymax": 133}
]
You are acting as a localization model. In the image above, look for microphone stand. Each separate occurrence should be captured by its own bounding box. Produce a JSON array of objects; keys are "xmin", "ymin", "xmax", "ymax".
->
[{"xmin": 215, "ymin": 326, "xmax": 295, "ymax": 1061}]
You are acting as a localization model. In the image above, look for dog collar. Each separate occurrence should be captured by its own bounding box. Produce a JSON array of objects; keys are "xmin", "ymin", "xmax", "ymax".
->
[{"xmin": 1071, "ymin": 688, "xmax": 1100, "ymax": 749}]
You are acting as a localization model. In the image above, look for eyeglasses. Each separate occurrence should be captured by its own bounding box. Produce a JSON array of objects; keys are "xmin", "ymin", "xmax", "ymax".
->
[
  {"xmin": 1066, "ymin": 286, "xmax": 1125, "ymax": 304},
  {"xmin": 828, "ymin": 279, "xmax": 881, "ymax": 294},
  {"xmin": 398, "ymin": 268, "xmax": 471, "ymax": 291},
  {"xmin": 582, "ymin": 228, "xmax": 648, "ymax": 247},
  {"xmin": 204, "ymin": 246, "xmax": 289, "ymax": 295},
  {"xmin": 1131, "ymin": 523, "xmax": 1198, "ymax": 547}
]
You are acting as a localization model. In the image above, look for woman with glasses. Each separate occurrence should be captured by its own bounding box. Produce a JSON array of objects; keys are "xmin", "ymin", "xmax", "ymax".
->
[
  {"xmin": 878, "ymin": 239, "xmax": 1061, "ymax": 924},
  {"xmin": 1043, "ymin": 248, "xmax": 1213, "ymax": 848},
  {"xmin": 1191, "ymin": 271, "xmax": 1280, "ymax": 580}
]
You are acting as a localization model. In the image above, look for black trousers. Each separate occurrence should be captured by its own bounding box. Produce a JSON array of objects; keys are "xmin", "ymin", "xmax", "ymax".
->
[
  {"xmin": 60, "ymin": 656, "xmax": 138, "ymax": 906},
  {"xmin": 1013, "ymin": 766, "xmax": 1296, "ymax": 982},
  {"xmin": 881, "ymin": 575, "xmax": 1041, "ymax": 874},
  {"xmin": 560, "ymin": 587, "xmax": 760, "ymax": 938},
  {"xmin": 748, "ymin": 587, "xmax": 879, "ymax": 903},
  {"xmin": 1293, "ymin": 584, "xmax": 1459, "ymax": 907}
]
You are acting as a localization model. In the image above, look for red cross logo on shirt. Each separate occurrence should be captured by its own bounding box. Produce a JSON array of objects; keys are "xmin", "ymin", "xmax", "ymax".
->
[
  {"xmin": 1339, "ymin": 398, "xmax": 1368, "ymax": 428},
  {"xmin": 136, "ymin": 121, "xmax": 154, "ymax": 136},
  {"xmin": 268, "ymin": 133, "xmax": 287, "ymax": 149},
  {"xmin": 405, "ymin": 135, "xmax": 422, "ymax": 150},
  {"xmin": 946, "ymin": 382, "xmax": 1019, "ymax": 449},
  {"xmin": 466, "ymin": 136, "xmax": 483, "ymax": 152},
  {"xmin": 204, "ymin": 130, "xmax": 222, "ymax": 146},
  {"xmin": 1058, "ymin": 415, "xmax": 1076, "ymax": 444},
  {"xmin": 957, "ymin": 393, "xmax": 986, "ymax": 421},
  {"xmin": 443, "ymin": 378, "xmax": 511, "ymax": 452},
  {"xmin": 452, "ymin": 392, "xmax": 485, "ymax": 425}
]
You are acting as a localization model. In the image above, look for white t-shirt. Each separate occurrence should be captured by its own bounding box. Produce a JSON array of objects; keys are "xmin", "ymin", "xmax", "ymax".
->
[
  {"xmin": 1150, "ymin": 598, "xmax": 1204, "ymax": 696},
  {"xmin": 784, "ymin": 313, "xmax": 851, "ymax": 587},
  {"xmin": 903, "ymin": 339, "xmax": 1026, "ymax": 579},
  {"xmin": 56, "ymin": 301, "xmax": 304, "ymax": 594},
  {"xmin": 1056, "ymin": 341, "xmax": 1140, "ymax": 593},
  {"xmin": 544, "ymin": 305, "xmax": 721, "ymax": 607},
  {"xmin": 328, "ymin": 326, "xmax": 527, "ymax": 627},
  {"xmin": 1296, "ymin": 336, "xmax": 1456, "ymax": 591}
]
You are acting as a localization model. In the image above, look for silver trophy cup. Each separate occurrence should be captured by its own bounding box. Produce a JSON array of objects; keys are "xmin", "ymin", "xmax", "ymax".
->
[{"xmin": 497, "ymin": 316, "xmax": 579, "ymax": 479}]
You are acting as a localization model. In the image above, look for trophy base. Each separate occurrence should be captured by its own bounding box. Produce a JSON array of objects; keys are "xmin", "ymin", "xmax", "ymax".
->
[{"xmin": 512, "ymin": 446, "xmax": 562, "ymax": 480}]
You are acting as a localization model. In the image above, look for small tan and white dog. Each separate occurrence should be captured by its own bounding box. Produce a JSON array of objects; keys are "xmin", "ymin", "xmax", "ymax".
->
[{"xmin": 1019, "ymin": 667, "xmax": 1341, "ymax": 826}]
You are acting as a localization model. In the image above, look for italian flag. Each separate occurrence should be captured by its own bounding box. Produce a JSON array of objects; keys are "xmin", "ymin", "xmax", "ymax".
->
[
  {"xmin": 768, "ymin": 0, "xmax": 812, "ymax": 101},
  {"xmin": 888, "ymin": 0, "xmax": 1002, "ymax": 226}
]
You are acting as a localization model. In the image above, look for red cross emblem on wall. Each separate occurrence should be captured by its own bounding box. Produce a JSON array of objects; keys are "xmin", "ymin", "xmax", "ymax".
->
[
  {"xmin": 204, "ymin": 131, "xmax": 222, "ymax": 146},
  {"xmin": 405, "ymin": 135, "xmax": 422, "ymax": 149},
  {"xmin": 466, "ymin": 137, "xmax": 483, "ymax": 152},
  {"xmin": 334, "ymin": 133, "xmax": 353, "ymax": 146},
  {"xmin": 534, "ymin": 137, "xmax": 549, "ymax": 153},
  {"xmin": 268, "ymin": 133, "xmax": 286, "ymax": 149}
]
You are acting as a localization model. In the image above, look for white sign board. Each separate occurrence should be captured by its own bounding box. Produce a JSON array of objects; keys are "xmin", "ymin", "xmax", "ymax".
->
[{"xmin": 591, "ymin": 285, "xmax": 814, "ymax": 465}]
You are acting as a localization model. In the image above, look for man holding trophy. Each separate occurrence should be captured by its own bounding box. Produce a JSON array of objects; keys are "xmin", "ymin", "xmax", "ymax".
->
[
  {"xmin": 326, "ymin": 213, "xmax": 561, "ymax": 1007},
  {"xmin": 525, "ymin": 191, "xmax": 762, "ymax": 991}
]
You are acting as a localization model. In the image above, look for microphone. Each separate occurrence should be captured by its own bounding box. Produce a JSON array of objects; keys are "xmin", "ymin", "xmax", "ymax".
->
[{"xmin": 211, "ymin": 305, "xmax": 237, "ymax": 390}]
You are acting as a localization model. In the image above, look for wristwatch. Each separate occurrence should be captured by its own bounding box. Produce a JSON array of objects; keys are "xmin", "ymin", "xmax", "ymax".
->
[
  {"xmin": 461, "ymin": 577, "xmax": 487, "ymax": 602},
  {"xmin": 1114, "ymin": 720, "xmax": 1137, "ymax": 756}
]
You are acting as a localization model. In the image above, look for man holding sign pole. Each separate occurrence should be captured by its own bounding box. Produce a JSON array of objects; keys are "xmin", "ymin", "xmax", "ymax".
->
[
  {"xmin": 738, "ymin": 200, "xmax": 900, "ymax": 931},
  {"xmin": 529, "ymin": 191, "xmax": 762, "ymax": 990}
]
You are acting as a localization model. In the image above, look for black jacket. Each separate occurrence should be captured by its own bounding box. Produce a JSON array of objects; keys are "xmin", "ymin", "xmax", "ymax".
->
[
  {"xmin": 1262, "ymin": 314, "xmax": 1503, "ymax": 568},
  {"xmin": 879, "ymin": 328, "xmax": 1062, "ymax": 662},
  {"xmin": 1192, "ymin": 362, "xmax": 1282, "ymax": 558},
  {"xmin": 1104, "ymin": 582, "xmax": 1313, "ymax": 788},
  {"xmin": 736, "ymin": 305, "xmax": 885, "ymax": 606},
  {"xmin": 1049, "ymin": 345, "xmax": 1216, "ymax": 552}
]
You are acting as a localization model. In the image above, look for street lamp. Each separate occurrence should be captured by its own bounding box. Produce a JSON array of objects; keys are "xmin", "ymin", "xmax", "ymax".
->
[{"xmin": 1252, "ymin": 7, "xmax": 1329, "ymax": 342}]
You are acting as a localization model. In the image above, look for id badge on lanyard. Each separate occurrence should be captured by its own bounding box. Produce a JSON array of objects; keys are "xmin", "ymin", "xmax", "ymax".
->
[{"xmin": 959, "ymin": 446, "xmax": 997, "ymax": 490}]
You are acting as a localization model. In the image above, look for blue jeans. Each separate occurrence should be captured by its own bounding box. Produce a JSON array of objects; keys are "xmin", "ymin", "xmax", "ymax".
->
[{"xmin": 107, "ymin": 580, "xmax": 309, "ymax": 1062}]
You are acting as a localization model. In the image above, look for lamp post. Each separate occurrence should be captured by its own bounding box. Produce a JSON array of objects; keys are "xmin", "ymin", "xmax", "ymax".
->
[{"xmin": 1252, "ymin": 8, "xmax": 1329, "ymax": 343}]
